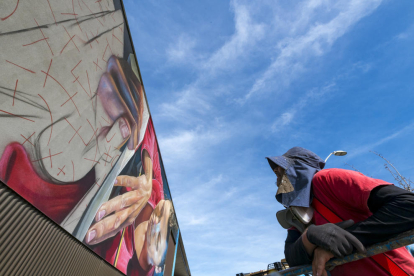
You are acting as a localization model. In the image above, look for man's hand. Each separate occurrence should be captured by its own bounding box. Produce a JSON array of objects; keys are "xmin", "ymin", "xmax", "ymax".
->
[
  {"xmin": 306, "ymin": 219, "xmax": 366, "ymax": 258},
  {"xmin": 85, "ymin": 174, "xmax": 152, "ymax": 245},
  {"xmin": 312, "ymin": 247, "xmax": 334, "ymax": 276}
]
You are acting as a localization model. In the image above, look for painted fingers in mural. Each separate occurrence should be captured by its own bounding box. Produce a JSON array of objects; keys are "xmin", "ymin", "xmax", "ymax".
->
[
  {"xmin": 85, "ymin": 165, "xmax": 152, "ymax": 244},
  {"xmin": 98, "ymin": 56, "xmax": 144, "ymax": 150}
]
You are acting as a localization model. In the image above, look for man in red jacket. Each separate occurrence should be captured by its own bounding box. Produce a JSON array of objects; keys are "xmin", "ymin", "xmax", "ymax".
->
[{"xmin": 267, "ymin": 147, "xmax": 414, "ymax": 276}]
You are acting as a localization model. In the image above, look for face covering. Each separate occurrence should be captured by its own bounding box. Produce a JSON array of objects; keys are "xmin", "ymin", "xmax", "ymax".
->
[{"xmin": 267, "ymin": 147, "xmax": 325, "ymax": 208}]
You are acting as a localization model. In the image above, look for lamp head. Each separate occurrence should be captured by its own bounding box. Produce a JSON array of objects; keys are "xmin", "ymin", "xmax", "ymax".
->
[{"xmin": 333, "ymin": 150, "xmax": 347, "ymax": 156}]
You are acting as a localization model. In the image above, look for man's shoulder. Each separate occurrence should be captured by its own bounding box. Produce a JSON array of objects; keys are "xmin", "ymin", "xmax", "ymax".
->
[
  {"xmin": 313, "ymin": 168, "xmax": 365, "ymax": 183},
  {"xmin": 314, "ymin": 168, "xmax": 359, "ymax": 177}
]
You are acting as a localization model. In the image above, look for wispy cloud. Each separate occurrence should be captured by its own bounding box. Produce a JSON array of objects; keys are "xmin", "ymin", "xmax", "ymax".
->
[
  {"xmin": 271, "ymin": 82, "xmax": 336, "ymax": 132},
  {"xmin": 241, "ymin": 0, "xmax": 382, "ymax": 103},
  {"xmin": 158, "ymin": 122, "xmax": 230, "ymax": 164},
  {"xmin": 166, "ymin": 34, "xmax": 198, "ymax": 64},
  {"xmin": 347, "ymin": 121, "xmax": 414, "ymax": 158},
  {"xmin": 203, "ymin": 2, "xmax": 266, "ymax": 74},
  {"xmin": 158, "ymin": 1, "xmax": 266, "ymax": 123}
]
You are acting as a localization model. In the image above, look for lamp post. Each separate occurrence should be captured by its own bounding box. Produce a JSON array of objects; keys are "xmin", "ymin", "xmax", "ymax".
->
[{"xmin": 325, "ymin": 150, "xmax": 347, "ymax": 163}]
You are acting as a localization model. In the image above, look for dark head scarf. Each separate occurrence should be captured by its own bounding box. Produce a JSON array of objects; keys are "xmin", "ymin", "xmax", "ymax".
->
[{"xmin": 266, "ymin": 147, "xmax": 325, "ymax": 208}]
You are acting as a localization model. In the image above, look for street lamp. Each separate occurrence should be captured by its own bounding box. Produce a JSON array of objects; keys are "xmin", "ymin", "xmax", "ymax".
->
[{"xmin": 325, "ymin": 150, "xmax": 347, "ymax": 163}]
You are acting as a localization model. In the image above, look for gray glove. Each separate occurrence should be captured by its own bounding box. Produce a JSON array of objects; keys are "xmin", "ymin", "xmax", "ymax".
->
[{"xmin": 306, "ymin": 219, "xmax": 366, "ymax": 258}]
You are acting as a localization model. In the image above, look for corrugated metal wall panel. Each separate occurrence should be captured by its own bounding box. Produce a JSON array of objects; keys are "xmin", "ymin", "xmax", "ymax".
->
[{"xmin": 0, "ymin": 182, "xmax": 124, "ymax": 276}]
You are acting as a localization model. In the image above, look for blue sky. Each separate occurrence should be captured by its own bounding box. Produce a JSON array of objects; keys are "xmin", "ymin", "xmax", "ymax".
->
[{"xmin": 123, "ymin": 0, "xmax": 414, "ymax": 275}]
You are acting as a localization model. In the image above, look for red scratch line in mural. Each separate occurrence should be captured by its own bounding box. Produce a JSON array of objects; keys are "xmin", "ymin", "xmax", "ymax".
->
[
  {"xmin": 0, "ymin": 109, "xmax": 35, "ymax": 122},
  {"xmin": 41, "ymin": 67, "xmax": 81, "ymax": 117},
  {"xmin": 86, "ymin": 70, "xmax": 92, "ymax": 96},
  {"xmin": 69, "ymin": 126, "xmax": 82, "ymax": 144},
  {"xmin": 38, "ymin": 93, "xmax": 53, "ymax": 145},
  {"xmin": 12, "ymin": 79, "xmax": 18, "ymax": 106},
  {"xmin": 106, "ymin": 132, "xmax": 116, "ymax": 143},
  {"xmin": 60, "ymin": 35, "xmax": 76, "ymax": 54},
  {"xmin": 72, "ymin": 76, "xmax": 80, "ymax": 83},
  {"xmin": 106, "ymin": 38, "xmax": 113, "ymax": 54},
  {"xmin": 21, "ymin": 132, "xmax": 36, "ymax": 146},
  {"xmin": 105, "ymin": 145, "xmax": 112, "ymax": 158},
  {"xmin": 80, "ymin": 0, "xmax": 104, "ymax": 26},
  {"xmin": 61, "ymin": 26, "xmax": 80, "ymax": 54},
  {"xmin": 70, "ymin": 60, "xmax": 89, "ymax": 98},
  {"xmin": 77, "ymin": 79, "xmax": 89, "ymax": 98},
  {"xmin": 102, "ymin": 44, "xmax": 109, "ymax": 62},
  {"xmin": 93, "ymin": 59, "xmax": 102, "ymax": 71},
  {"xmin": 57, "ymin": 165, "xmax": 66, "ymax": 176},
  {"xmin": 65, "ymin": 118, "xmax": 87, "ymax": 145},
  {"xmin": 61, "ymin": 92, "xmax": 78, "ymax": 107},
  {"xmin": 111, "ymin": 12, "xmax": 115, "ymax": 22},
  {"xmin": 94, "ymin": 180, "xmax": 100, "ymax": 187},
  {"xmin": 22, "ymin": 37, "xmax": 49, "ymax": 47},
  {"xmin": 32, "ymin": 150, "xmax": 63, "ymax": 167},
  {"xmin": 72, "ymin": 160, "xmax": 75, "ymax": 181},
  {"xmin": 78, "ymin": 0, "xmax": 82, "ymax": 10},
  {"xmin": 111, "ymin": 154, "xmax": 119, "ymax": 167},
  {"xmin": 46, "ymin": 0, "xmax": 57, "ymax": 25},
  {"xmin": 84, "ymin": 158, "xmax": 100, "ymax": 164},
  {"xmin": 86, "ymin": 119, "xmax": 99, "ymax": 145},
  {"xmin": 119, "ymin": 26, "xmax": 123, "ymax": 33},
  {"xmin": 71, "ymin": 60, "xmax": 82, "ymax": 73},
  {"xmin": 101, "ymin": 116, "xmax": 109, "ymax": 124},
  {"xmin": 6, "ymin": 60, "xmax": 35, "ymax": 74},
  {"xmin": 112, "ymin": 33, "xmax": 123, "ymax": 46},
  {"xmin": 85, "ymin": 32, "xmax": 93, "ymax": 49},
  {"xmin": 49, "ymin": 149, "xmax": 53, "ymax": 168},
  {"xmin": 72, "ymin": 0, "xmax": 83, "ymax": 32},
  {"xmin": 43, "ymin": 59, "xmax": 53, "ymax": 87},
  {"xmin": 34, "ymin": 18, "xmax": 54, "ymax": 56},
  {"xmin": 104, "ymin": 145, "xmax": 111, "ymax": 166},
  {"xmin": 96, "ymin": 1, "xmax": 103, "ymax": 15},
  {"xmin": 64, "ymin": 25, "xmax": 80, "ymax": 52},
  {"xmin": 1, "ymin": 0, "xmax": 19, "ymax": 21}
]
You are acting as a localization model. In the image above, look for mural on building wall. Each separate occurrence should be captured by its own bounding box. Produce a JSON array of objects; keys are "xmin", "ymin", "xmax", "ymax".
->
[{"xmin": 0, "ymin": 0, "xmax": 177, "ymax": 275}]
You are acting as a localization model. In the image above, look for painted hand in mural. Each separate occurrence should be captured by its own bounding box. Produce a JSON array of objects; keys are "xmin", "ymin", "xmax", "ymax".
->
[{"xmin": 85, "ymin": 150, "xmax": 153, "ymax": 245}]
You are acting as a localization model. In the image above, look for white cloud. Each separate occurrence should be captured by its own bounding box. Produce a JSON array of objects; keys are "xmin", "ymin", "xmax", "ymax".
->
[
  {"xmin": 158, "ymin": 123, "xmax": 230, "ymax": 163},
  {"xmin": 203, "ymin": 2, "xmax": 266, "ymax": 73},
  {"xmin": 158, "ymin": 1, "xmax": 267, "ymax": 123},
  {"xmin": 347, "ymin": 122, "xmax": 414, "ymax": 158},
  {"xmin": 242, "ymin": 0, "xmax": 382, "ymax": 102},
  {"xmin": 166, "ymin": 34, "xmax": 197, "ymax": 64},
  {"xmin": 271, "ymin": 82, "xmax": 336, "ymax": 132}
]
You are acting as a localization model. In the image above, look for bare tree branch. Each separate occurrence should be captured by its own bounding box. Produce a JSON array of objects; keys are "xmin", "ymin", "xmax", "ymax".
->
[
  {"xmin": 370, "ymin": 151, "xmax": 413, "ymax": 192},
  {"xmin": 344, "ymin": 163, "xmax": 361, "ymax": 173}
]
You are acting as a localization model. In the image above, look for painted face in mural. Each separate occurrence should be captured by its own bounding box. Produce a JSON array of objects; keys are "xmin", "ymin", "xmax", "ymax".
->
[{"xmin": 146, "ymin": 200, "xmax": 172, "ymax": 267}]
